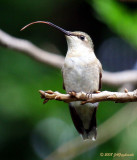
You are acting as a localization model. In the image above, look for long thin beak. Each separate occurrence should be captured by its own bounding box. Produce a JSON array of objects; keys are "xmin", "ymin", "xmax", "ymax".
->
[{"xmin": 20, "ymin": 21, "xmax": 71, "ymax": 36}]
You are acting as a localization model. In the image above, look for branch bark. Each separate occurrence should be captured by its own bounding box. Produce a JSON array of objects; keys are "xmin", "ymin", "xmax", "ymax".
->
[
  {"xmin": 0, "ymin": 29, "xmax": 137, "ymax": 87},
  {"xmin": 39, "ymin": 89, "xmax": 137, "ymax": 104}
]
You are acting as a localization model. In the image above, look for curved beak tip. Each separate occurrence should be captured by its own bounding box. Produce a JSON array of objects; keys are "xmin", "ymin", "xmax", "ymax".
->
[{"xmin": 20, "ymin": 21, "xmax": 71, "ymax": 36}]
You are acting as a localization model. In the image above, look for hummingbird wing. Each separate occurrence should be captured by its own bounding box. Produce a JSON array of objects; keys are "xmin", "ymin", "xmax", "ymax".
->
[
  {"xmin": 63, "ymin": 81, "xmax": 65, "ymax": 90},
  {"xmin": 69, "ymin": 103, "xmax": 84, "ymax": 135},
  {"xmin": 99, "ymin": 72, "xmax": 102, "ymax": 91}
]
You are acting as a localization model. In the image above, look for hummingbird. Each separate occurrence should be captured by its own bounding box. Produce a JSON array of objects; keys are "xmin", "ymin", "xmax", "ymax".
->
[{"xmin": 21, "ymin": 21, "xmax": 102, "ymax": 140}]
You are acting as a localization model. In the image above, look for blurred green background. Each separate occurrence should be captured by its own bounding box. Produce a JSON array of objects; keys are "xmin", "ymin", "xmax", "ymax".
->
[{"xmin": 1, "ymin": 0, "xmax": 137, "ymax": 159}]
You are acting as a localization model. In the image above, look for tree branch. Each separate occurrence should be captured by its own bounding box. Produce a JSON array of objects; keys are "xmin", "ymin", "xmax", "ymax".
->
[
  {"xmin": 103, "ymin": 70, "xmax": 137, "ymax": 87},
  {"xmin": 0, "ymin": 29, "xmax": 137, "ymax": 87},
  {"xmin": 0, "ymin": 29, "xmax": 64, "ymax": 68},
  {"xmin": 39, "ymin": 89, "xmax": 137, "ymax": 104}
]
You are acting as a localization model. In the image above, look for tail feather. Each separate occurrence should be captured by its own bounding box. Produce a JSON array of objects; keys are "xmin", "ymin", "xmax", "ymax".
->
[{"xmin": 69, "ymin": 103, "xmax": 97, "ymax": 140}]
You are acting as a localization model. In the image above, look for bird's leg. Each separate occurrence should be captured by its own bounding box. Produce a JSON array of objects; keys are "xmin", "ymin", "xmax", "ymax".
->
[
  {"xmin": 68, "ymin": 91, "xmax": 77, "ymax": 97},
  {"xmin": 81, "ymin": 92, "xmax": 95, "ymax": 105},
  {"xmin": 86, "ymin": 90, "xmax": 101, "ymax": 100},
  {"xmin": 86, "ymin": 92, "xmax": 92, "ymax": 99},
  {"xmin": 81, "ymin": 93, "xmax": 92, "ymax": 105},
  {"xmin": 87, "ymin": 91, "xmax": 101, "ymax": 99}
]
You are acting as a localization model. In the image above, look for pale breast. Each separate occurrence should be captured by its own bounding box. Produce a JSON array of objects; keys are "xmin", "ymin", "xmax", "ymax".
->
[{"xmin": 62, "ymin": 56, "xmax": 100, "ymax": 93}]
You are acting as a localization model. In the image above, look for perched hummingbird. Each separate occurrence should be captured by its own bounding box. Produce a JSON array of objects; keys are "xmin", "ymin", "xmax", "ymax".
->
[{"xmin": 21, "ymin": 21, "xmax": 102, "ymax": 140}]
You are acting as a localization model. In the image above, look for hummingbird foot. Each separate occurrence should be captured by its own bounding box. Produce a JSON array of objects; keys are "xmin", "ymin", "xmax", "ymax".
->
[
  {"xmin": 68, "ymin": 91, "xmax": 76, "ymax": 97},
  {"xmin": 81, "ymin": 92, "xmax": 93, "ymax": 105},
  {"xmin": 86, "ymin": 93, "xmax": 92, "ymax": 99}
]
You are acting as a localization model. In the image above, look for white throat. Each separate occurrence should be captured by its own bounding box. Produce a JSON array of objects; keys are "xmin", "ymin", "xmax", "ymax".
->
[{"xmin": 66, "ymin": 36, "xmax": 95, "ymax": 58}]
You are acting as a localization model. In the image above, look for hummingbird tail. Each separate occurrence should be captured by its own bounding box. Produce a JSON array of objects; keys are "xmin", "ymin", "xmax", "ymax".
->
[
  {"xmin": 69, "ymin": 103, "xmax": 97, "ymax": 140},
  {"xmin": 82, "ymin": 126, "xmax": 97, "ymax": 141}
]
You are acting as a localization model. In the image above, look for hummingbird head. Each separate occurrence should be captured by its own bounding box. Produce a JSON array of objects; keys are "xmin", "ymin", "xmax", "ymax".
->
[
  {"xmin": 21, "ymin": 21, "xmax": 94, "ymax": 51},
  {"xmin": 65, "ymin": 31, "xmax": 94, "ymax": 51}
]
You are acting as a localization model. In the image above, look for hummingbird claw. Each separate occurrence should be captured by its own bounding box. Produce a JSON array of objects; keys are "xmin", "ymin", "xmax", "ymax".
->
[
  {"xmin": 86, "ymin": 93, "xmax": 92, "ymax": 99},
  {"xmin": 68, "ymin": 91, "xmax": 76, "ymax": 97}
]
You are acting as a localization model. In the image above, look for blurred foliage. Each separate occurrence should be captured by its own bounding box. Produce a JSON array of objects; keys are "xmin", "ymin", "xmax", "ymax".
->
[
  {"xmin": 0, "ymin": 0, "xmax": 137, "ymax": 160},
  {"xmin": 91, "ymin": 0, "xmax": 137, "ymax": 48}
]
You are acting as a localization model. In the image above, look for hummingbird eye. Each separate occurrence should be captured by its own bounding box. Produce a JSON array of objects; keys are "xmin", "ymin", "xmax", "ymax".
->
[{"xmin": 79, "ymin": 35, "xmax": 85, "ymax": 41}]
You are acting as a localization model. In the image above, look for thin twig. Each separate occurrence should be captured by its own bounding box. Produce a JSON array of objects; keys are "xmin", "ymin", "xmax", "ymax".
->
[{"xmin": 39, "ymin": 89, "xmax": 137, "ymax": 104}]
